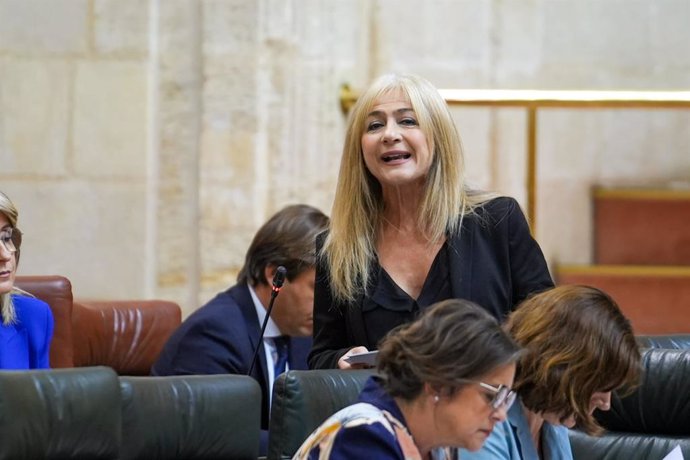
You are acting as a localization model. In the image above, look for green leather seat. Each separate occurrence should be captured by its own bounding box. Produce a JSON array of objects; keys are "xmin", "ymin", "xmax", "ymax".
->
[
  {"xmin": 0, "ymin": 367, "xmax": 262, "ymax": 459},
  {"xmin": 267, "ymin": 369, "xmax": 375, "ymax": 460},
  {"xmin": 569, "ymin": 348, "xmax": 690, "ymax": 459},
  {"xmin": 637, "ymin": 334, "xmax": 690, "ymax": 350},
  {"xmin": 0, "ymin": 366, "xmax": 121, "ymax": 459},
  {"xmin": 120, "ymin": 374, "xmax": 262, "ymax": 460}
]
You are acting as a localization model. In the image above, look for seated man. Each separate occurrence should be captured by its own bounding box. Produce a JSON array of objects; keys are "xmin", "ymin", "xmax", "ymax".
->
[{"xmin": 152, "ymin": 204, "xmax": 329, "ymax": 452}]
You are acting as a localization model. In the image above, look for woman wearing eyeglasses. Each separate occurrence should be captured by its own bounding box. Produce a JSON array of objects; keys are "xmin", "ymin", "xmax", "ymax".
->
[
  {"xmin": 293, "ymin": 298, "xmax": 521, "ymax": 460},
  {"xmin": 460, "ymin": 285, "xmax": 641, "ymax": 460},
  {"xmin": 0, "ymin": 191, "xmax": 54, "ymax": 369}
]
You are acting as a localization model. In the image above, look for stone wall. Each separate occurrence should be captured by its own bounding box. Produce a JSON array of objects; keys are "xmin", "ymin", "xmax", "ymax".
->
[
  {"xmin": 0, "ymin": 0, "xmax": 151, "ymax": 302},
  {"xmin": 1, "ymin": 0, "xmax": 688, "ymax": 315}
]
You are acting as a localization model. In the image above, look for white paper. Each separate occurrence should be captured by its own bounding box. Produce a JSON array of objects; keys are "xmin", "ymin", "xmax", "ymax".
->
[{"xmin": 662, "ymin": 446, "xmax": 684, "ymax": 460}]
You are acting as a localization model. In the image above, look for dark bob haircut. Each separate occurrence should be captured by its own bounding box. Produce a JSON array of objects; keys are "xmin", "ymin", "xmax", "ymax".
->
[{"xmin": 377, "ymin": 298, "xmax": 521, "ymax": 400}]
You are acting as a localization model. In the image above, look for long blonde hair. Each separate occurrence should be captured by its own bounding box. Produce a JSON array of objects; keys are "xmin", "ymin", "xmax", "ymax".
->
[
  {"xmin": 323, "ymin": 74, "xmax": 493, "ymax": 303},
  {"xmin": 0, "ymin": 191, "xmax": 19, "ymax": 325}
]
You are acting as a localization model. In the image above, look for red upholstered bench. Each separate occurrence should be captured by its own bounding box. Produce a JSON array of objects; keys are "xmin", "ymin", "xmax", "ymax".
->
[{"xmin": 15, "ymin": 275, "xmax": 181, "ymax": 375}]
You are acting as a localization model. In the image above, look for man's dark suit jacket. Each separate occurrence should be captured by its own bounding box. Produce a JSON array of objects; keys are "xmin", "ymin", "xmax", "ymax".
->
[
  {"xmin": 309, "ymin": 196, "xmax": 554, "ymax": 369},
  {"xmin": 151, "ymin": 283, "xmax": 312, "ymax": 431}
]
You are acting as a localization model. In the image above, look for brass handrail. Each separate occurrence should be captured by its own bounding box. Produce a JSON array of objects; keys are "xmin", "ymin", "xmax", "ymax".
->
[
  {"xmin": 340, "ymin": 86, "xmax": 690, "ymax": 229},
  {"xmin": 438, "ymin": 89, "xmax": 690, "ymax": 108}
]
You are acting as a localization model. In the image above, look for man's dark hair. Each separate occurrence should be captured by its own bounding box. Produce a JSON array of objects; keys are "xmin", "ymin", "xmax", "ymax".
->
[{"xmin": 237, "ymin": 204, "xmax": 329, "ymax": 286}]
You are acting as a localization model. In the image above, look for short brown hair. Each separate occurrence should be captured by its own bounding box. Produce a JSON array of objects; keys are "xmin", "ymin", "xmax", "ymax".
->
[
  {"xmin": 378, "ymin": 298, "xmax": 521, "ymax": 401},
  {"xmin": 507, "ymin": 285, "xmax": 641, "ymax": 434},
  {"xmin": 237, "ymin": 204, "xmax": 329, "ymax": 286}
]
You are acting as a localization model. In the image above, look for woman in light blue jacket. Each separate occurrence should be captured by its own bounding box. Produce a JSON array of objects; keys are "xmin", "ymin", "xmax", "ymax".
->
[{"xmin": 460, "ymin": 285, "xmax": 641, "ymax": 460}]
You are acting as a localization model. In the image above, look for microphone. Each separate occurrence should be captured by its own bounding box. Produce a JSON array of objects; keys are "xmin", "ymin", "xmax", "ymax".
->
[{"xmin": 248, "ymin": 266, "xmax": 287, "ymax": 376}]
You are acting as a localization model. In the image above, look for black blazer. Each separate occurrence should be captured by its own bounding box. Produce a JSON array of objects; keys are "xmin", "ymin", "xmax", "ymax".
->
[
  {"xmin": 151, "ymin": 284, "xmax": 312, "ymax": 429},
  {"xmin": 308, "ymin": 196, "xmax": 554, "ymax": 369}
]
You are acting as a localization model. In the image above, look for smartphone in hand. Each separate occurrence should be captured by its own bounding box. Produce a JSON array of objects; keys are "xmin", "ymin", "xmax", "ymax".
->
[{"xmin": 343, "ymin": 350, "xmax": 379, "ymax": 366}]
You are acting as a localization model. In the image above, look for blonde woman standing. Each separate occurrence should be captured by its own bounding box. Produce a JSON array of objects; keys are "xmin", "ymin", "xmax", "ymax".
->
[
  {"xmin": 309, "ymin": 74, "xmax": 552, "ymax": 370},
  {"xmin": 0, "ymin": 191, "xmax": 53, "ymax": 369}
]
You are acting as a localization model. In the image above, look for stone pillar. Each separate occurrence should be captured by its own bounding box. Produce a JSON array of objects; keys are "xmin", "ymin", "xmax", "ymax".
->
[{"xmin": 154, "ymin": 0, "xmax": 203, "ymax": 314}]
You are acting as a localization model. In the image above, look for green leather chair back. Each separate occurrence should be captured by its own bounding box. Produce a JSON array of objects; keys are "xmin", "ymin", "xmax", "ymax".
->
[
  {"xmin": 0, "ymin": 366, "xmax": 121, "ymax": 459},
  {"xmin": 569, "ymin": 348, "xmax": 690, "ymax": 459},
  {"xmin": 267, "ymin": 369, "xmax": 375, "ymax": 460},
  {"xmin": 120, "ymin": 374, "xmax": 262, "ymax": 460},
  {"xmin": 637, "ymin": 334, "xmax": 690, "ymax": 350}
]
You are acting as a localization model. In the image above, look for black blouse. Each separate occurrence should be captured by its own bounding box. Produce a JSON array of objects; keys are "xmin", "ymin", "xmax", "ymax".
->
[
  {"xmin": 361, "ymin": 242, "xmax": 452, "ymax": 348},
  {"xmin": 309, "ymin": 196, "xmax": 555, "ymax": 370}
]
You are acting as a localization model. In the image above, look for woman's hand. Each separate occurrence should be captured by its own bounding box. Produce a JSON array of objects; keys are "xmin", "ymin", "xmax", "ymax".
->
[{"xmin": 337, "ymin": 346, "xmax": 370, "ymax": 370}]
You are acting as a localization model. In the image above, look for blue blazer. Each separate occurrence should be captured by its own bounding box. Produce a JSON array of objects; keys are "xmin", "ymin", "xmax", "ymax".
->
[
  {"xmin": 0, "ymin": 294, "xmax": 54, "ymax": 369},
  {"xmin": 151, "ymin": 283, "xmax": 312, "ymax": 429}
]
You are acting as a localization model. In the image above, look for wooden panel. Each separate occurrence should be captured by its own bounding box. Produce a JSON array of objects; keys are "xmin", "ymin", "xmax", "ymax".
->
[
  {"xmin": 594, "ymin": 189, "xmax": 690, "ymax": 265},
  {"xmin": 557, "ymin": 265, "xmax": 690, "ymax": 335}
]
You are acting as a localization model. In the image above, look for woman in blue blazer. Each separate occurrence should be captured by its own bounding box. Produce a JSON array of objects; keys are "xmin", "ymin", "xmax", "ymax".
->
[{"xmin": 0, "ymin": 191, "xmax": 54, "ymax": 369}]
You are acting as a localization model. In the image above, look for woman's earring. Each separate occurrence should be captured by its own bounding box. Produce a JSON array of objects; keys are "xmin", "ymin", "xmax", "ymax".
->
[{"xmin": 433, "ymin": 395, "xmax": 440, "ymax": 403}]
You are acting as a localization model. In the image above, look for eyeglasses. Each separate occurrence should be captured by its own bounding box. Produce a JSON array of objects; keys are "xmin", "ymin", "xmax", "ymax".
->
[
  {"xmin": 0, "ymin": 227, "xmax": 22, "ymax": 254},
  {"xmin": 459, "ymin": 379, "xmax": 517, "ymax": 411},
  {"xmin": 478, "ymin": 382, "xmax": 517, "ymax": 411}
]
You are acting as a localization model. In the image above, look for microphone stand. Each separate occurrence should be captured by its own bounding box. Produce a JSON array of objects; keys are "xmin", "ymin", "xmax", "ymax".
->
[{"xmin": 248, "ymin": 266, "xmax": 287, "ymax": 376}]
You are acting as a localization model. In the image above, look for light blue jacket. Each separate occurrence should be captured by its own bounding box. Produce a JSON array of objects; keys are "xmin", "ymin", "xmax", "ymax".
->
[{"xmin": 459, "ymin": 398, "xmax": 573, "ymax": 460}]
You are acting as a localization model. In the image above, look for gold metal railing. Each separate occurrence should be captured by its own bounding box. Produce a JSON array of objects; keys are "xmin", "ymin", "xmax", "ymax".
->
[{"xmin": 340, "ymin": 86, "xmax": 690, "ymax": 228}]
